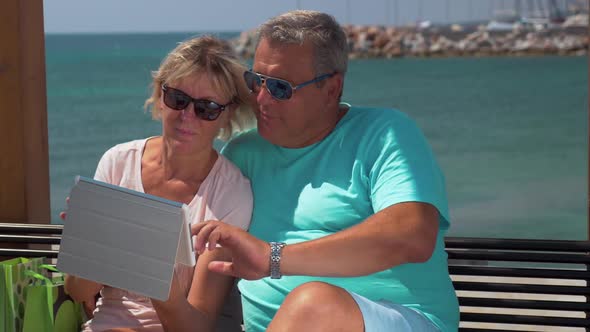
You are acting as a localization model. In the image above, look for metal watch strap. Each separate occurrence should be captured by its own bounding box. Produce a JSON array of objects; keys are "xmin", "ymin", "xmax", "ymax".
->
[{"xmin": 269, "ymin": 242, "xmax": 286, "ymax": 279}]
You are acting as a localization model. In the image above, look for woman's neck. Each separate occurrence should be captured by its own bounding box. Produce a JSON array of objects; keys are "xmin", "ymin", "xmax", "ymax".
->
[{"xmin": 158, "ymin": 137, "xmax": 217, "ymax": 183}]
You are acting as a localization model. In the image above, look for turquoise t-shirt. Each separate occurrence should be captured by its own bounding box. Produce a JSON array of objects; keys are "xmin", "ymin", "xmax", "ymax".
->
[{"xmin": 222, "ymin": 105, "xmax": 459, "ymax": 332}]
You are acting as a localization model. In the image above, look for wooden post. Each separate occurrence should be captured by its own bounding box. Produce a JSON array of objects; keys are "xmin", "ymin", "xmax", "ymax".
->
[
  {"xmin": 588, "ymin": 9, "xmax": 590, "ymax": 241},
  {"xmin": 0, "ymin": 0, "xmax": 50, "ymax": 224}
]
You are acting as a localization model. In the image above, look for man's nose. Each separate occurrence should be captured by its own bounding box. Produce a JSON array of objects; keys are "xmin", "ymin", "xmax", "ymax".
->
[{"xmin": 256, "ymin": 83, "xmax": 275, "ymax": 105}]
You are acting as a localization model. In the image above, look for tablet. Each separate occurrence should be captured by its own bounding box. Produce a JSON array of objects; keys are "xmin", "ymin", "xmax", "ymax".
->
[{"xmin": 57, "ymin": 176, "xmax": 195, "ymax": 301}]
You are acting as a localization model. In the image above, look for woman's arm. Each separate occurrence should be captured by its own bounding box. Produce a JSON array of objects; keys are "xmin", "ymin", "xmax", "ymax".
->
[
  {"xmin": 151, "ymin": 248, "xmax": 235, "ymax": 332},
  {"xmin": 64, "ymin": 275, "xmax": 103, "ymax": 314}
]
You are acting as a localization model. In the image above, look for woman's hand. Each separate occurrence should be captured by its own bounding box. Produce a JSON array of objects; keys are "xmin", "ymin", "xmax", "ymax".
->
[
  {"xmin": 192, "ymin": 221, "xmax": 271, "ymax": 280},
  {"xmin": 59, "ymin": 196, "xmax": 70, "ymax": 220}
]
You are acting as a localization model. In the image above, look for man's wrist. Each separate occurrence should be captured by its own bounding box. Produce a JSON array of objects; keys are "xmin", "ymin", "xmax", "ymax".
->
[{"xmin": 269, "ymin": 242, "xmax": 286, "ymax": 279}]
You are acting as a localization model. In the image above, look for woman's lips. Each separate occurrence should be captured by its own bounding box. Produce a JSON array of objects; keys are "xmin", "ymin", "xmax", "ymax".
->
[{"xmin": 176, "ymin": 128, "xmax": 196, "ymax": 136}]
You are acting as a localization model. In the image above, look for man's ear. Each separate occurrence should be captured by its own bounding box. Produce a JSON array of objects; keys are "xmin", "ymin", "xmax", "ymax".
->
[{"xmin": 326, "ymin": 73, "xmax": 344, "ymax": 102}]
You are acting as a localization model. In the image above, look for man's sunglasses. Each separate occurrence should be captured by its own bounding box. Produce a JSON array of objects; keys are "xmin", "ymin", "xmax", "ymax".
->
[
  {"xmin": 161, "ymin": 84, "xmax": 233, "ymax": 121},
  {"xmin": 243, "ymin": 70, "xmax": 335, "ymax": 100}
]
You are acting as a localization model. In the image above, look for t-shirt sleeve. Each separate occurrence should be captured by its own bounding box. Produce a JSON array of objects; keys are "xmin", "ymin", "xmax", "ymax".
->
[
  {"xmin": 220, "ymin": 131, "xmax": 254, "ymax": 178},
  {"xmin": 220, "ymin": 142, "xmax": 239, "ymax": 166},
  {"xmin": 93, "ymin": 147, "xmax": 115, "ymax": 184},
  {"xmin": 204, "ymin": 154, "xmax": 254, "ymax": 231},
  {"xmin": 219, "ymin": 177, "xmax": 253, "ymax": 231},
  {"xmin": 368, "ymin": 114, "xmax": 450, "ymax": 229}
]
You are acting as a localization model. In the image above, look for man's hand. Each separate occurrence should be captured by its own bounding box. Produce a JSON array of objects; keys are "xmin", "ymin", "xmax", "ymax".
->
[{"xmin": 191, "ymin": 221, "xmax": 271, "ymax": 280}]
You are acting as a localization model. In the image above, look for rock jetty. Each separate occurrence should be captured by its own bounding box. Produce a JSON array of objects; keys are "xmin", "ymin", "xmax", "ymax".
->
[{"xmin": 231, "ymin": 19, "xmax": 588, "ymax": 59}]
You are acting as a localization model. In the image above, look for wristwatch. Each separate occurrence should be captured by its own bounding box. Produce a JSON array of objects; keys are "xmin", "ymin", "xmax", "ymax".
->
[{"xmin": 269, "ymin": 242, "xmax": 286, "ymax": 279}]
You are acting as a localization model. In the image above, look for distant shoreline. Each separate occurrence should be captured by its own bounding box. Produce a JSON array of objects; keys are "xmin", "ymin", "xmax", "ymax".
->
[{"xmin": 231, "ymin": 24, "xmax": 588, "ymax": 59}]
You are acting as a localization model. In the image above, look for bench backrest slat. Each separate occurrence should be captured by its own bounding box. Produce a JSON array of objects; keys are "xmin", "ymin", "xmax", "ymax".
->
[
  {"xmin": 459, "ymin": 297, "xmax": 590, "ymax": 311},
  {"xmin": 453, "ymin": 281, "xmax": 590, "ymax": 296},
  {"xmin": 460, "ymin": 312, "xmax": 590, "ymax": 328},
  {"xmin": 449, "ymin": 265, "xmax": 590, "ymax": 279},
  {"xmin": 0, "ymin": 248, "xmax": 59, "ymax": 257},
  {"xmin": 0, "ymin": 223, "xmax": 63, "ymax": 234},
  {"xmin": 0, "ymin": 234, "xmax": 62, "ymax": 244},
  {"xmin": 446, "ymin": 237, "xmax": 590, "ymax": 251},
  {"xmin": 447, "ymin": 249, "xmax": 590, "ymax": 264}
]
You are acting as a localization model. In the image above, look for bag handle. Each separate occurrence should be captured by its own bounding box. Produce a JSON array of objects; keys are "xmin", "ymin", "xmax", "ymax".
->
[
  {"xmin": 40, "ymin": 264, "xmax": 59, "ymax": 273},
  {"xmin": 24, "ymin": 270, "xmax": 55, "ymax": 322}
]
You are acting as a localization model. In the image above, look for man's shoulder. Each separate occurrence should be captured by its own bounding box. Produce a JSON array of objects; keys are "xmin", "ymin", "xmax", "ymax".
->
[
  {"xmin": 220, "ymin": 129, "xmax": 267, "ymax": 167},
  {"xmin": 215, "ymin": 154, "xmax": 252, "ymax": 185},
  {"xmin": 351, "ymin": 105, "xmax": 412, "ymax": 121},
  {"xmin": 222, "ymin": 129, "xmax": 264, "ymax": 154},
  {"xmin": 346, "ymin": 106, "xmax": 418, "ymax": 134}
]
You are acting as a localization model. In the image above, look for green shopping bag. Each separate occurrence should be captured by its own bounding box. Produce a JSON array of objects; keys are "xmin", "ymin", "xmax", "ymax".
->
[
  {"xmin": 0, "ymin": 257, "xmax": 46, "ymax": 332},
  {"xmin": 21, "ymin": 269, "xmax": 84, "ymax": 332}
]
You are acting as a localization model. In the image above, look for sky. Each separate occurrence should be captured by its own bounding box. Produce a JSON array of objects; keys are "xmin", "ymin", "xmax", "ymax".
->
[{"xmin": 42, "ymin": 0, "xmax": 547, "ymax": 34}]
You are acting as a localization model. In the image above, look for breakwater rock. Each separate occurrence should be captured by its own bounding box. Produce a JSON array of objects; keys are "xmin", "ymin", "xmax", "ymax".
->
[{"xmin": 231, "ymin": 24, "xmax": 588, "ymax": 59}]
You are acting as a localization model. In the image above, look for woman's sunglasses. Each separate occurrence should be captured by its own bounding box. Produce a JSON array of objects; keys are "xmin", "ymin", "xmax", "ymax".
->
[
  {"xmin": 243, "ymin": 70, "xmax": 335, "ymax": 100},
  {"xmin": 161, "ymin": 84, "xmax": 233, "ymax": 121}
]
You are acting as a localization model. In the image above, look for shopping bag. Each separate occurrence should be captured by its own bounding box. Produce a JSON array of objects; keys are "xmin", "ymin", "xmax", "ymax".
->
[
  {"xmin": 0, "ymin": 257, "xmax": 46, "ymax": 332},
  {"xmin": 21, "ymin": 269, "xmax": 84, "ymax": 332}
]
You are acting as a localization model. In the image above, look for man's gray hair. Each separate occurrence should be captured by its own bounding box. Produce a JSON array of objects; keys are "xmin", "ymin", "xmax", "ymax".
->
[{"xmin": 257, "ymin": 10, "xmax": 348, "ymax": 76}]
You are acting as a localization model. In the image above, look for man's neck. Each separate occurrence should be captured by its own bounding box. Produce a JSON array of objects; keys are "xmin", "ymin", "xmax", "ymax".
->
[{"xmin": 280, "ymin": 105, "xmax": 348, "ymax": 149}]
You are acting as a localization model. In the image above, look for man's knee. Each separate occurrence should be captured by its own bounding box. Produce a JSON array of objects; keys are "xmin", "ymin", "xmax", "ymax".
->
[
  {"xmin": 268, "ymin": 282, "xmax": 364, "ymax": 331},
  {"xmin": 281, "ymin": 281, "xmax": 358, "ymax": 317}
]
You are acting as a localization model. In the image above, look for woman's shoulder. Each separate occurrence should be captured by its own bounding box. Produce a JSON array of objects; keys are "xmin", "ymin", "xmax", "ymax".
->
[
  {"xmin": 106, "ymin": 138, "xmax": 149, "ymax": 154},
  {"xmin": 95, "ymin": 138, "xmax": 149, "ymax": 183},
  {"xmin": 201, "ymin": 154, "xmax": 253, "ymax": 230},
  {"xmin": 214, "ymin": 154, "xmax": 251, "ymax": 187},
  {"xmin": 100, "ymin": 138, "xmax": 149, "ymax": 161}
]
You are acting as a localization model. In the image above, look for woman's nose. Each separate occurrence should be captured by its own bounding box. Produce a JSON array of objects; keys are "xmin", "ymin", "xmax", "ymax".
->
[{"xmin": 180, "ymin": 104, "xmax": 196, "ymax": 120}]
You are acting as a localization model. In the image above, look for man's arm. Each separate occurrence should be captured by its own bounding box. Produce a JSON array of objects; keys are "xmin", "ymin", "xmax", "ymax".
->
[
  {"xmin": 281, "ymin": 201, "xmax": 439, "ymax": 277},
  {"xmin": 193, "ymin": 201, "xmax": 439, "ymax": 279}
]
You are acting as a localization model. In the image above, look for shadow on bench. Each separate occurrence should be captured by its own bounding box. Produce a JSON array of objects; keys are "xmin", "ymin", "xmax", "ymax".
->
[{"xmin": 2, "ymin": 223, "xmax": 589, "ymax": 331}]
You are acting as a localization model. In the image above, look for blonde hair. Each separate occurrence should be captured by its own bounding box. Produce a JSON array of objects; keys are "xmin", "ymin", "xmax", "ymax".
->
[{"xmin": 145, "ymin": 35, "xmax": 254, "ymax": 140}]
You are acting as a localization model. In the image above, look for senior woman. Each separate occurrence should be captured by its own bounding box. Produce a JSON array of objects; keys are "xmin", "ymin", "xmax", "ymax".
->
[{"xmin": 63, "ymin": 36, "xmax": 254, "ymax": 332}]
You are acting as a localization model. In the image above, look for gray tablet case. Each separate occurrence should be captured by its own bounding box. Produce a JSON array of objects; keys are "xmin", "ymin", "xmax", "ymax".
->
[{"xmin": 57, "ymin": 176, "xmax": 195, "ymax": 301}]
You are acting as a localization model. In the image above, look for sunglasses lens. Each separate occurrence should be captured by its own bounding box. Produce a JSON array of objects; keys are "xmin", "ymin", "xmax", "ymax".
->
[
  {"xmin": 244, "ymin": 71, "xmax": 262, "ymax": 92},
  {"xmin": 163, "ymin": 88, "xmax": 190, "ymax": 110},
  {"xmin": 266, "ymin": 79, "xmax": 292, "ymax": 100},
  {"xmin": 194, "ymin": 101, "xmax": 223, "ymax": 121}
]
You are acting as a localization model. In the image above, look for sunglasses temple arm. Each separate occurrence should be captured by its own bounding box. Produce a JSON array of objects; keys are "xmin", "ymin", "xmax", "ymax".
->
[{"xmin": 293, "ymin": 73, "xmax": 334, "ymax": 91}]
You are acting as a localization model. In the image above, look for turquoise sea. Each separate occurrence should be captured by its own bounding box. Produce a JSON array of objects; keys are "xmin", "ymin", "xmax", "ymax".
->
[{"xmin": 46, "ymin": 32, "xmax": 588, "ymax": 240}]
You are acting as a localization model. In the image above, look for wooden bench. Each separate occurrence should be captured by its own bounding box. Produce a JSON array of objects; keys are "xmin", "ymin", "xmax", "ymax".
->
[
  {"xmin": 446, "ymin": 237, "xmax": 590, "ymax": 331},
  {"xmin": 2, "ymin": 223, "xmax": 589, "ymax": 331},
  {"xmin": 0, "ymin": 222, "xmax": 62, "ymax": 259}
]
